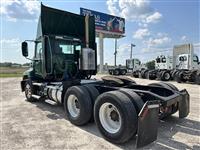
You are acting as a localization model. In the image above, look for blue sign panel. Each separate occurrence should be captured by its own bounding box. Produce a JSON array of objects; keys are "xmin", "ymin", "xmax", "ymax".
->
[{"xmin": 80, "ymin": 8, "xmax": 125, "ymax": 34}]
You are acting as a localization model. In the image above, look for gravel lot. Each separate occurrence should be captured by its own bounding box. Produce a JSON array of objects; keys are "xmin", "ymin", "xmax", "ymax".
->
[{"xmin": 0, "ymin": 76, "xmax": 200, "ymax": 149}]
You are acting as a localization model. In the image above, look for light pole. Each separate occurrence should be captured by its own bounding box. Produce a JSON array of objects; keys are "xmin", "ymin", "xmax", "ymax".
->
[
  {"xmin": 114, "ymin": 39, "xmax": 117, "ymax": 66},
  {"xmin": 130, "ymin": 44, "xmax": 136, "ymax": 59}
]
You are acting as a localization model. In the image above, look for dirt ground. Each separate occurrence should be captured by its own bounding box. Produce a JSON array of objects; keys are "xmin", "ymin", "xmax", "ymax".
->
[{"xmin": 0, "ymin": 76, "xmax": 200, "ymax": 150}]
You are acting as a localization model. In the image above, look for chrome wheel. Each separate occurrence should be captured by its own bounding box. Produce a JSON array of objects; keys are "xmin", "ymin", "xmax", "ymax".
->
[
  {"xmin": 164, "ymin": 72, "xmax": 170, "ymax": 80},
  {"xmin": 25, "ymin": 83, "xmax": 32, "ymax": 99},
  {"xmin": 99, "ymin": 102, "xmax": 122, "ymax": 134},
  {"xmin": 67, "ymin": 95, "xmax": 80, "ymax": 118}
]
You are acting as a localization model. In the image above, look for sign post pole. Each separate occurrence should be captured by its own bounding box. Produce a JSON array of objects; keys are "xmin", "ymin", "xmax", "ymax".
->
[
  {"xmin": 99, "ymin": 33, "xmax": 104, "ymax": 73},
  {"xmin": 114, "ymin": 39, "xmax": 117, "ymax": 67}
]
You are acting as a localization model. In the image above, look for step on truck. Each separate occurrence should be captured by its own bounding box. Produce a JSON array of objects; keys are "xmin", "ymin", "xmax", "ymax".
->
[{"xmin": 20, "ymin": 4, "xmax": 190, "ymax": 148}]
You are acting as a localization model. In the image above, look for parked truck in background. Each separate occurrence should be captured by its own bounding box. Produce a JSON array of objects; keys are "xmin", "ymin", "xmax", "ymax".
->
[
  {"xmin": 148, "ymin": 55, "xmax": 173, "ymax": 81},
  {"xmin": 108, "ymin": 65, "xmax": 127, "ymax": 75},
  {"xmin": 173, "ymin": 44, "xmax": 200, "ymax": 84},
  {"xmin": 20, "ymin": 4, "xmax": 190, "ymax": 148},
  {"xmin": 174, "ymin": 53, "xmax": 200, "ymax": 84},
  {"xmin": 126, "ymin": 58, "xmax": 144, "ymax": 78}
]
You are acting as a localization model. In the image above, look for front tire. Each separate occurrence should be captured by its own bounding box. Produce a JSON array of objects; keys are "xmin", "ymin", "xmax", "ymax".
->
[
  {"xmin": 94, "ymin": 91, "xmax": 137, "ymax": 144},
  {"xmin": 24, "ymin": 80, "xmax": 36, "ymax": 102}
]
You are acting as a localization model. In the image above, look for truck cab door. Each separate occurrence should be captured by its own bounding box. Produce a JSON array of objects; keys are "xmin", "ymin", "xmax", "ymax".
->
[{"xmin": 34, "ymin": 41, "xmax": 43, "ymax": 78}]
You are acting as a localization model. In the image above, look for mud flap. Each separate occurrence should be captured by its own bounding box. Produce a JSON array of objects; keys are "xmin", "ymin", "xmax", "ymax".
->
[
  {"xmin": 179, "ymin": 89, "xmax": 190, "ymax": 118},
  {"xmin": 136, "ymin": 101, "xmax": 159, "ymax": 148}
]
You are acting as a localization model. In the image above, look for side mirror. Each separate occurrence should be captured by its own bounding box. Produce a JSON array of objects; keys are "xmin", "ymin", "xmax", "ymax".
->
[{"xmin": 21, "ymin": 42, "xmax": 28, "ymax": 57}]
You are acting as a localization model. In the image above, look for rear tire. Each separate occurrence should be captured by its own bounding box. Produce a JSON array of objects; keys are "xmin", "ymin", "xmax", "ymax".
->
[
  {"xmin": 195, "ymin": 71, "xmax": 200, "ymax": 85},
  {"xmin": 175, "ymin": 71, "xmax": 186, "ymax": 83},
  {"xmin": 148, "ymin": 82, "xmax": 179, "ymax": 118},
  {"xmin": 64, "ymin": 86, "xmax": 92, "ymax": 126},
  {"xmin": 94, "ymin": 91, "xmax": 137, "ymax": 144},
  {"xmin": 148, "ymin": 82, "xmax": 174, "ymax": 91},
  {"xmin": 163, "ymin": 82, "xmax": 179, "ymax": 91},
  {"xmin": 119, "ymin": 89, "xmax": 144, "ymax": 114},
  {"xmin": 114, "ymin": 69, "xmax": 120, "ymax": 75},
  {"xmin": 171, "ymin": 70, "xmax": 178, "ymax": 80},
  {"xmin": 121, "ymin": 69, "xmax": 127, "ymax": 75},
  {"xmin": 141, "ymin": 70, "xmax": 148, "ymax": 79},
  {"xmin": 83, "ymin": 84, "xmax": 100, "ymax": 121},
  {"xmin": 161, "ymin": 71, "xmax": 171, "ymax": 81}
]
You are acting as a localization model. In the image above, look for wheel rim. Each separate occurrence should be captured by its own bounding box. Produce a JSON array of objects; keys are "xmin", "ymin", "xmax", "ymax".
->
[
  {"xmin": 115, "ymin": 70, "xmax": 119, "ymax": 75},
  {"xmin": 99, "ymin": 102, "xmax": 122, "ymax": 134},
  {"xmin": 25, "ymin": 84, "xmax": 32, "ymax": 99},
  {"xmin": 67, "ymin": 95, "xmax": 80, "ymax": 118},
  {"xmin": 164, "ymin": 72, "xmax": 170, "ymax": 80}
]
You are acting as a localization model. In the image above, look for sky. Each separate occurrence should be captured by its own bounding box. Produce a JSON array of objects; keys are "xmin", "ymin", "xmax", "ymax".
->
[{"xmin": 0, "ymin": 0, "xmax": 199, "ymax": 65}]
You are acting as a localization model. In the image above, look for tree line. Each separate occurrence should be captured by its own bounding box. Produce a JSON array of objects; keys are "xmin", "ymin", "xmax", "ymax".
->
[{"xmin": 0, "ymin": 62, "xmax": 30, "ymax": 67}]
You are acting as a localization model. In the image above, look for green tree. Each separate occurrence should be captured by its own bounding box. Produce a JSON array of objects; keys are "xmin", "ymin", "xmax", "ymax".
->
[{"xmin": 146, "ymin": 60, "xmax": 155, "ymax": 70}]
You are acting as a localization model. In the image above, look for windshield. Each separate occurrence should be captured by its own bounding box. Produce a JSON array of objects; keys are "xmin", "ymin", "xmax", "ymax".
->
[
  {"xmin": 179, "ymin": 56, "xmax": 187, "ymax": 61},
  {"xmin": 162, "ymin": 57, "xmax": 166, "ymax": 63},
  {"xmin": 156, "ymin": 58, "xmax": 161, "ymax": 63}
]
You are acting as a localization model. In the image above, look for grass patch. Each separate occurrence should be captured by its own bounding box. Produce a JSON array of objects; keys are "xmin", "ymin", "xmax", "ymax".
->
[
  {"xmin": 0, "ymin": 67, "xmax": 27, "ymax": 78},
  {"xmin": 0, "ymin": 73, "xmax": 22, "ymax": 78}
]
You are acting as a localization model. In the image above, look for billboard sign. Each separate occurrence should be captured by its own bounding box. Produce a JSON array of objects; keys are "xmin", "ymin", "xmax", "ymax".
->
[{"xmin": 80, "ymin": 8, "xmax": 125, "ymax": 35}]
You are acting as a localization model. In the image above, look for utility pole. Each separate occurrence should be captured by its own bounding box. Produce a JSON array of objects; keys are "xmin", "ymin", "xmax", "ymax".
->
[
  {"xmin": 114, "ymin": 39, "xmax": 117, "ymax": 66},
  {"xmin": 130, "ymin": 44, "xmax": 136, "ymax": 59}
]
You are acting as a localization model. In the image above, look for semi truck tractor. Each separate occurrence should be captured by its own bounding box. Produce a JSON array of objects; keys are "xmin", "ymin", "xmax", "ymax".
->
[
  {"xmin": 126, "ymin": 58, "xmax": 142, "ymax": 78},
  {"xmin": 148, "ymin": 55, "xmax": 173, "ymax": 81},
  {"xmin": 20, "ymin": 4, "xmax": 190, "ymax": 148},
  {"xmin": 172, "ymin": 44, "xmax": 200, "ymax": 84},
  {"xmin": 124, "ymin": 58, "xmax": 147, "ymax": 78},
  {"xmin": 174, "ymin": 53, "xmax": 200, "ymax": 84}
]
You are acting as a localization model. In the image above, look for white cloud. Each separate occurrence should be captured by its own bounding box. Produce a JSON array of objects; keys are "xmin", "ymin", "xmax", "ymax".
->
[
  {"xmin": 147, "ymin": 36, "xmax": 171, "ymax": 47},
  {"xmin": 106, "ymin": 0, "xmax": 119, "ymax": 15},
  {"xmin": 0, "ymin": 0, "xmax": 40, "ymax": 21},
  {"xmin": 145, "ymin": 12, "xmax": 162, "ymax": 23},
  {"xmin": 106, "ymin": 0, "xmax": 162, "ymax": 24},
  {"xmin": 0, "ymin": 38, "xmax": 20, "ymax": 47},
  {"xmin": 142, "ymin": 34, "xmax": 171, "ymax": 52},
  {"xmin": 0, "ymin": 38, "xmax": 22, "ymax": 53},
  {"xmin": 133, "ymin": 28, "xmax": 150, "ymax": 39},
  {"xmin": 181, "ymin": 35, "xmax": 187, "ymax": 41},
  {"xmin": 117, "ymin": 43, "xmax": 131, "ymax": 54},
  {"xmin": 138, "ymin": 22, "xmax": 148, "ymax": 28},
  {"xmin": 194, "ymin": 42, "xmax": 200, "ymax": 47}
]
